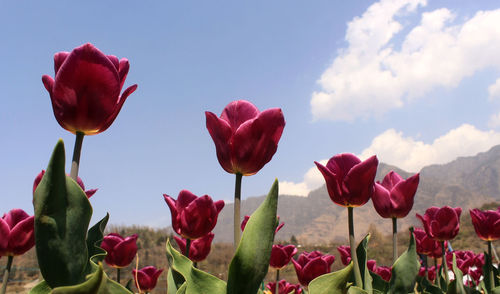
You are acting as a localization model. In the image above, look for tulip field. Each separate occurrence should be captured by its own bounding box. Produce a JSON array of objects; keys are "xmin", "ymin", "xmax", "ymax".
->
[{"xmin": 3, "ymin": 42, "xmax": 500, "ymax": 294}]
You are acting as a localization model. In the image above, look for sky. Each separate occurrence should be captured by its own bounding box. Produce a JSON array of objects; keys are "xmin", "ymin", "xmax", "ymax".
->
[{"xmin": 2, "ymin": 0, "xmax": 500, "ymax": 227}]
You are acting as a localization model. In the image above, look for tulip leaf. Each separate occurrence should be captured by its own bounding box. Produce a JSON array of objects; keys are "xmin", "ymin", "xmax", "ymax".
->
[
  {"xmin": 347, "ymin": 286, "xmax": 369, "ymax": 293},
  {"xmin": 226, "ymin": 179, "xmax": 279, "ymax": 294},
  {"xmin": 308, "ymin": 262, "xmax": 353, "ymax": 293},
  {"xmin": 166, "ymin": 239, "xmax": 226, "ymax": 294},
  {"xmin": 388, "ymin": 227, "xmax": 420, "ymax": 294},
  {"xmin": 446, "ymin": 253, "xmax": 465, "ymax": 294},
  {"xmin": 483, "ymin": 252, "xmax": 500, "ymax": 293},
  {"xmin": 355, "ymin": 234, "xmax": 373, "ymax": 291},
  {"xmin": 85, "ymin": 213, "xmax": 110, "ymax": 275},
  {"xmin": 29, "ymin": 281, "xmax": 52, "ymax": 294},
  {"xmin": 34, "ymin": 139, "xmax": 92, "ymax": 288},
  {"xmin": 51, "ymin": 263, "xmax": 105, "ymax": 294},
  {"xmin": 167, "ymin": 268, "xmax": 186, "ymax": 294},
  {"xmin": 370, "ymin": 271, "xmax": 389, "ymax": 293}
]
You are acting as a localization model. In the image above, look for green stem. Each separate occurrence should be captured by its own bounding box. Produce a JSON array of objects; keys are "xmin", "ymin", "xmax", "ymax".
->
[
  {"xmin": 234, "ymin": 173, "xmax": 242, "ymax": 248},
  {"xmin": 348, "ymin": 207, "xmax": 363, "ymax": 288},
  {"xmin": 70, "ymin": 132, "xmax": 85, "ymax": 181},
  {"xmin": 0, "ymin": 256, "xmax": 13, "ymax": 294},
  {"xmin": 434, "ymin": 258, "xmax": 440, "ymax": 287},
  {"xmin": 489, "ymin": 241, "xmax": 495, "ymax": 291},
  {"xmin": 116, "ymin": 267, "xmax": 121, "ymax": 284},
  {"xmin": 186, "ymin": 239, "xmax": 191, "ymax": 259},
  {"xmin": 275, "ymin": 269, "xmax": 280, "ymax": 294},
  {"xmin": 441, "ymin": 241, "xmax": 449, "ymax": 286},
  {"xmin": 392, "ymin": 217, "xmax": 398, "ymax": 264}
]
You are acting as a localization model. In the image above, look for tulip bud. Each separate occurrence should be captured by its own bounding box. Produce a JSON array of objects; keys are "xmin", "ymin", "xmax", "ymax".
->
[
  {"xmin": 372, "ymin": 171, "xmax": 419, "ymax": 218},
  {"xmin": 416, "ymin": 206, "xmax": 461, "ymax": 241},
  {"xmin": 174, "ymin": 233, "xmax": 215, "ymax": 262},
  {"xmin": 101, "ymin": 233, "xmax": 138, "ymax": 268},
  {"xmin": 0, "ymin": 209, "xmax": 35, "ymax": 256},
  {"xmin": 469, "ymin": 208, "xmax": 500, "ymax": 241},
  {"xmin": 133, "ymin": 266, "xmax": 163, "ymax": 293},
  {"xmin": 291, "ymin": 251, "xmax": 335, "ymax": 287}
]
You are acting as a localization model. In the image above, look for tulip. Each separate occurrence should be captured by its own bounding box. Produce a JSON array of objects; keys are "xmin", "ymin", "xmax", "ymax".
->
[
  {"xmin": 164, "ymin": 190, "xmax": 224, "ymax": 240},
  {"xmin": 414, "ymin": 228, "xmax": 444, "ymax": 258},
  {"xmin": 418, "ymin": 266, "xmax": 436, "ymax": 281},
  {"xmin": 266, "ymin": 280, "xmax": 302, "ymax": 294},
  {"xmin": 337, "ymin": 245, "xmax": 351, "ymax": 266},
  {"xmin": 174, "ymin": 233, "xmax": 215, "ymax": 263},
  {"xmin": 101, "ymin": 233, "xmax": 138, "ymax": 283},
  {"xmin": 469, "ymin": 208, "xmax": 500, "ymax": 241},
  {"xmin": 33, "ymin": 170, "xmax": 97, "ymax": 199},
  {"xmin": 374, "ymin": 266, "xmax": 392, "ymax": 282},
  {"xmin": 270, "ymin": 245, "xmax": 297, "ymax": 269},
  {"xmin": 206, "ymin": 100, "xmax": 285, "ymax": 247},
  {"xmin": 291, "ymin": 251, "xmax": 335, "ymax": 287},
  {"xmin": 241, "ymin": 215, "xmax": 284, "ymax": 233},
  {"xmin": 367, "ymin": 259, "xmax": 377, "ymax": 272},
  {"xmin": 133, "ymin": 266, "xmax": 163, "ymax": 293},
  {"xmin": 315, "ymin": 153, "xmax": 378, "ymax": 287},
  {"xmin": 446, "ymin": 250, "xmax": 475, "ymax": 275},
  {"xmin": 0, "ymin": 209, "xmax": 35, "ymax": 294},
  {"xmin": 42, "ymin": 43, "xmax": 137, "ymax": 180},
  {"xmin": 417, "ymin": 206, "xmax": 461, "ymax": 285}
]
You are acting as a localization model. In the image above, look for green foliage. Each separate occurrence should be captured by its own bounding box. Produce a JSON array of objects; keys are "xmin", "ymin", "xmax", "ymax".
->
[
  {"xmin": 226, "ymin": 179, "xmax": 279, "ymax": 294},
  {"xmin": 85, "ymin": 214, "xmax": 110, "ymax": 274},
  {"xmin": 308, "ymin": 262, "xmax": 354, "ymax": 294},
  {"xmin": 446, "ymin": 253, "xmax": 465, "ymax": 294},
  {"xmin": 388, "ymin": 227, "xmax": 420, "ymax": 293},
  {"xmin": 33, "ymin": 140, "xmax": 92, "ymax": 288},
  {"xmin": 356, "ymin": 234, "xmax": 373, "ymax": 292}
]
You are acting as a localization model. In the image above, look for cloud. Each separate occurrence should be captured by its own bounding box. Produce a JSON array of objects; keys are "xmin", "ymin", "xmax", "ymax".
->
[
  {"xmin": 488, "ymin": 78, "xmax": 500, "ymax": 101},
  {"xmin": 282, "ymin": 124, "xmax": 500, "ymax": 196},
  {"xmin": 311, "ymin": 0, "xmax": 500, "ymax": 121},
  {"xmin": 489, "ymin": 112, "xmax": 500, "ymax": 128}
]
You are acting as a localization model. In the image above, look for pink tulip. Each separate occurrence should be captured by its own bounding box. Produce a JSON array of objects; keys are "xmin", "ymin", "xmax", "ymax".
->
[
  {"xmin": 266, "ymin": 280, "xmax": 302, "ymax": 294},
  {"xmin": 270, "ymin": 244, "xmax": 297, "ymax": 269},
  {"xmin": 101, "ymin": 233, "xmax": 138, "ymax": 268},
  {"xmin": 205, "ymin": 100, "xmax": 285, "ymax": 176},
  {"xmin": 133, "ymin": 266, "xmax": 163, "ymax": 293},
  {"xmin": 315, "ymin": 153, "xmax": 378, "ymax": 207},
  {"xmin": 0, "ymin": 209, "xmax": 35, "ymax": 256},
  {"xmin": 164, "ymin": 190, "xmax": 224, "ymax": 240},
  {"xmin": 33, "ymin": 170, "xmax": 97, "ymax": 198},
  {"xmin": 291, "ymin": 251, "xmax": 335, "ymax": 286},
  {"xmin": 414, "ymin": 228, "xmax": 445, "ymax": 258},
  {"xmin": 372, "ymin": 171, "xmax": 419, "ymax": 218},
  {"xmin": 42, "ymin": 43, "xmax": 137, "ymax": 135},
  {"xmin": 174, "ymin": 233, "xmax": 215, "ymax": 262},
  {"xmin": 416, "ymin": 206, "xmax": 462, "ymax": 241},
  {"xmin": 418, "ymin": 266, "xmax": 436, "ymax": 281},
  {"xmin": 337, "ymin": 245, "xmax": 351, "ymax": 266},
  {"xmin": 469, "ymin": 208, "xmax": 500, "ymax": 241},
  {"xmin": 374, "ymin": 265, "xmax": 392, "ymax": 282}
]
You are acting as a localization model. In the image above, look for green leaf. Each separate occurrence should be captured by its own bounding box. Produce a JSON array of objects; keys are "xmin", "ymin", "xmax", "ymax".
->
[
  {"xmin": 446, "ymin": 253, "xmax": 465, "ymax": 294},
  {"xmin": 34, "ymin": 140, "xmax": 92, "ymax": 288},
  {"xmin": 226, "ymin": 179, "xmax": 279, "ymax": 294},
  {"xmin": 483, "ymin": 252, "xmax": 500, "ymax": 293},
  {"xmin": 370, "ymin": 271, "xmax": 389, "ymax": 293},
  {"xmin": 166, "ymin": 240, "xmax": 226, "ymax": 294},
  {"xmin": 347, "ymin": 286, "xmax": 369, "ymax": 294},
  {"xmin": 167, "ymin": 268, "xmax": 185, "ymax": 294},
  {"xmin": 355, "ymin": 234, "xmax": 373, "ymax": 292},
  {"xmin": 51, "ymin": 263, "xmax": 105, "ymax": 294},
  {"xmin": 85, "ymin": 214, "xmax": 110, "ymax": 275},
  {"xmin": 308, "ymin": 262, "xmax": 354, "ymax": 294},
  {"xmin": 29, "ymin": 281, "xmax": 52, "ymax": 294},
  {"xmin": 388, "ymin": 227, "xmax": 420, "ymax": 294}
]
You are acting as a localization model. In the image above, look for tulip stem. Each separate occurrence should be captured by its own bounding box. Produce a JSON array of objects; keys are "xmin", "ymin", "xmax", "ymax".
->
[
  {"xmin": 489, "ymin": 241, "xmax": 495, "ymax": 291},
  {"xmin": 234, "ymin": 173, "xmax": 242, "ymax": 248},
  {"xmin": 1, "ymin": 256, "xmax": 13, "ymax": 294},
  {"xmin": 117, "ymin": 268, "xmax": 121, "ymax": 284},
  {"xmin": 434, "ymin": 258, "xmax": 440, "ymax": 287},
  {"xmin": 70, "ymin": 132, "xmax": 85, "ymax": 181},
  {"xmin": 348, "ymin": 207, "xmax": 363, "ymax": 288},
  {"xmin": 275, "ymin": 269, "xmax": 280, "ymax": 294},
  {"xmin": 186, "ymin": 239, "xmax": 191, "ymax": 259},
  {"xmin": 440, "ymin": 242, "xmax": 449, "ymax": 286},
  {"xmin": 392, "ymin": 217, "xmax": 397, "ymax": 265}
]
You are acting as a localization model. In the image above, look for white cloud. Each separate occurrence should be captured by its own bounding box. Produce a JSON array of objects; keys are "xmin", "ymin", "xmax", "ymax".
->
[
  {"xmin": 312, "ymin": 0, "xmax": 500, "ymax": 121},
  {"xmin": 488, "ymin": 78, "xmax": 500, "ymax": 100},
  {"xmin": 489, "ymin": 112, "xmax": 500, "ymax": 128},
  {"xmin": 282, "ymin": 124, "xmax": 500, "ymax": 195}
]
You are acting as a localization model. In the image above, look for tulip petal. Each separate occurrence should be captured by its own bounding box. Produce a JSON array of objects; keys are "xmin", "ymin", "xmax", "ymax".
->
[
  {"xmin": 173, "ymin": 235, "xmax": 187, "ymax": 255},
  {"xmin": 134, "ymin": 269, "xmax": 154, "ymax": 291},
  {"xmin": 106, "ymin": 55, "xmax": 120, "ymax": 71},
  {"xmin": 112, "ymin": 234, "xmax": 138, "ymax": 267},
  {"xmin": 372, "ymin": 183, "xmax": 392, "ymax": 218},
  {"xmin": 42, "ymin": 75, "xmax": 54, "ymax": 94},
  {"xmin": 301, "ymin": 257, "xmax": 330, "ymax": 286},
  {"xmin": 177, "ymin": 190, "xmax": 198, "ymax": 209},
  {"xmin": 381, "ymin": 170, "xmax": 403, "ymax": 190},
  {"xmin": 315, "ymin": 161, "xmax": 344, "ymax": 205},
  {"xmin": 390, "ymin": 173, "xmax": 419, "ymax": 217},
  {"xmin": 54, "ymin": 52, "xmax": 70, "ymax": 74},
  {"xmin": 8, "ymin": 215, "xmax": 34, "ymax": 255},
  {"xmin": 205, "ymin": 111, "xmax": 234, "ymax": 173},
  {"xmin": 118, "ymin": 58, "xmax": 130, "ymax": 90},
  {"xmin": 97, "ymin": 84, "xmax": 138, "ymax": 134},
  {"xmin": 220, "ymin": 100, "xmax": 259, "ymax": 132},
  {"xmin": 0, "ymin": 218, "xmax": 10, "ymax": 252},
  {"xmin": 3, "ymin": 209, "xmax": 30, "ymax": 229},
  {"xmin": 343, "ymin": 155, "xmax": 378, "ymax": 206},
  {"xmin": 326, "ymin": 153, "xmax": 361, "ymax": 181}
]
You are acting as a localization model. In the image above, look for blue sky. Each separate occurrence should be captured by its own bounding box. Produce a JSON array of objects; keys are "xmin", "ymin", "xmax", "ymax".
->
[{"xmin": 2, "ymin": 0, "xmax": 500, "ymax": 227}]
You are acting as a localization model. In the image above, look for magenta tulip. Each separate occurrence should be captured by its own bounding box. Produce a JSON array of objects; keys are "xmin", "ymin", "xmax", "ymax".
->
[
  {"xmin": 337, "ymin": 245, "xmax": 351, "ymax": 266},
  {"xmin": 291, "ymin": 251, "xmax": 335, "ymax": 287},
  {"xmin": 42, "ymin": 43, "xmax": 137, "ymax": 135},
  {"xmin": 418, "ymin": 266, "xmax": 436, "ymax": 281},
  {"xmin": 101, "ymin": 233, "xmax": 138, "ymax": 268},
  {"xmin": 205, "ymin": 100, "xmax": 285, "ymax": 176},
  {"xmin": 240, "ymin": 215, "xmax": 284, "ymax": 233},
  {"xmin": 174, "ymin": 233, "xmax": 215, "ymax": 262},
  {"xmin": 315, "ymin": 153, "xmax": 378, "ymax": 207},
  {"xmin": 416, "ymin": 206, "xmax": 462, "ymax": 241},
  {"xmin": 469, "ymin": 208, "xmax": 500, "ymax": 241},
  {"xmin": 270, "ymin": 244, "xmax": 297, "ymax": 269},
  {"xmin": 266, "ymin": 280, "xmax": 302, "ymax": 294},
  {"xmin": 374, "ymin": 266, "xmax": 392, "ymax": 282},
  {"xmin": 33, "ymin": 170, "xmax": 97, "ymax": 199},
  {"xmin": 372, "ymin": 171, "xmax": 419, "ymax": 218},
  {"xmin": 164, "ymin": 190, "xmax": 224, "ymax": 240},
  {"xmin": 413, "ymin": 228, "xmax": 444, "ymax": 258},
  {"xmin": 132, "ymin": 266, "xmax": 163, "ymax": 293},
  {"xmin": 0, "ymin": 209, "xmax": 34, "ymax": 256}
]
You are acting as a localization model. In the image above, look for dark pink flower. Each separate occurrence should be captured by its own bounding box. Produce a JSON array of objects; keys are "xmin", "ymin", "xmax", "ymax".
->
[
  {"xmin": 416, "ymin": 206, "xmax": 462, "ymax": 241},
  {"xmin": 133, "ymin": 266, "xmax": 163, "ymax": 293},
  {"xmin": 315, "ymin": 153, "xmax": 378, "ymax": 207},
  {"xmin": 266, "ymin": 280, "xmax": 302, "ymax": 294},
  {"xmin": 469, "ymin": 208, "xmax": 500, "ymax": 241},
  {"xmin": 270, "ymin": 244, "xmax": 297, "ymax": 269},
  {"xmin": 374, "ymin": 266, "xmax": 392, "ymax": 282},
  {"xmin": 446, "ymin": 250, "xmax": 475, "ymax": 275},
  {"xmin": 291, "ymin": 251, "xmax": 335, "ymax": 286},
  {"xmin": 42, "ymin": 43, "xmax": 137, "ymax": 135},
  {"xmin": 418, "ymin": 266, "xmax": 436, "ymax": 281},
  {"xmin": 337, "ymin": 245, "xmax": 351, "ymax": 266},
  {"xmin": 164, "ymin": 190, "xmax": 224, "ymax": 240},
  {"xmin": 367, "ymin": 259, "xmax": 377, "ymax": 272},
  {"xmin": 205, "ymin": 100, "xmax": 285, "ymax": 176},
  {"xmin": 33, "ymin": 170, "xmax": 97, "ymax": 198},
  {"xmin": 372, "ymin": 171, "xmax": 419, "ymax": 218},
  {"xmin": 241, "ymin": 214, "xmax": 284, "ymax": 233},
  {"xmin": 0, "ymin": 209, "xmax": 35, "ymax": 256},
  {"xmin": 174, "ymin": 233, "xmax": 215, "ymax": 262},
  {"xmin": 414, "ymin": 228, "xmax": 444, "ymax": 258},
  {"xmin": 101, "ymin": 233, "xmax": 138, "ymax": 268}
]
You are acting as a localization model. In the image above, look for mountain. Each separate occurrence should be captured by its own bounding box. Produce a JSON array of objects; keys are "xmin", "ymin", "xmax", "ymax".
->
[{"xmin": 212, "ymin": 146, "xmax": 500, "ymax": 244}]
